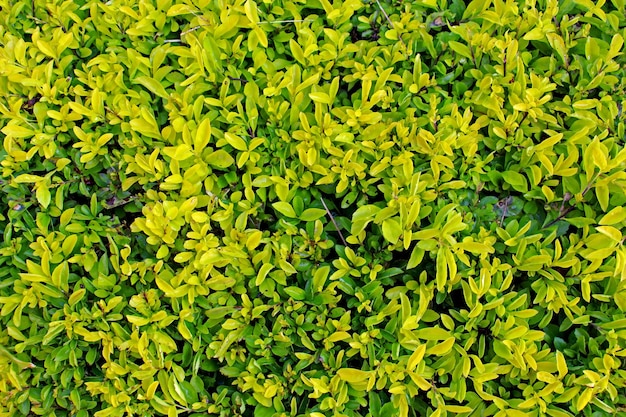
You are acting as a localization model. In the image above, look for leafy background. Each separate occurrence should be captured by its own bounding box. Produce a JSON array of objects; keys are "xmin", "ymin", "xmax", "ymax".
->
[{"xmin": 1, "ymin": 0, "xmax": 626, "ymax": 416}]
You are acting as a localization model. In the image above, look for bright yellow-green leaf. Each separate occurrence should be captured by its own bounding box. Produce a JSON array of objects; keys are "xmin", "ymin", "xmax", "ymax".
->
[
  {"xmin": 167, "ymin": 4, "xmax": 196, "ymax": 15},
  {"xmin": 206, "ymin": 150, "xmax": 234, "ymax": 169},
  {"xmin": 2, "ymin": 124, "xmax": 34, "ymax": 138},
  {"xmin": 68, "ymin": 289, "xmax": 86, "ymax": 307},
  {"xmin": 436, "ymin": 247, "xmax": 447, "ymax": 291},
  {"xmin": 300, "ymin": 208, "xmax": 326, "ymax": 222},
  {"xmin": 256, "ymin": 264, "xmax": 273, "ymax": 286},
  {"xmin": 195, "ymin": 118, "xmax": 212, "ymax": 151},
  {"xmin": 407, "ymin": 344, "xmax": 426, "ymax": 371},
  {"xmin": 36, "ymin": 39, "xmax": 57, "ymax": 58},
  {"xmin": 382, "ymin": 218, "xmax": 402, "ymax": 244},
  {"xmin": 599, "ymin": 206, "xmax": 626, "ymax": 225},
  {"xmin": 134, "ymin": 76, "xmax": 169, "ymax": 99},
  {"xmin": 224, "ymin": 132, "xmax": 248, "ymax": 151},
  {"xmin": 272, "ymin": 202, "xmax": 297, "ymax": 218},
  {"xmin": 595, "ymin": 225, "xmax": 621, "ymax": 241},
  {"xmin": 309, "ymin": 92, "xmax": 332, "ymax": 104},
  {"xmin": 337, "ymin": 368, "xmax": 373, "ymax": 383},
  {"xmin": 244, "ymin": 0, "xmax": 260, "ymax": 24},
  {"xmin": 426, "ymin": 337, "xmax": 455, "ymax": 356},
  {"xmin": 313, "ymin": 265, "xmax": 330, "ymax": 292},
  {"xmin": 576, "ymin": 387, "xmax": 594, "ymax": 411}
]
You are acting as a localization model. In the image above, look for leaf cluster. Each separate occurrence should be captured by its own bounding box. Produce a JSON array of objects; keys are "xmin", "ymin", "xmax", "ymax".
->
[{"xmin": 1, "ymin": 0, "xmax": 626, "ymax": 416}]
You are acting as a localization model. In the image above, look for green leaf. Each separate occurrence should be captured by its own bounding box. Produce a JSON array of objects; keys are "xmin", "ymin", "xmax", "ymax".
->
[
  {"xmin": 407, "ymin": 246, "xmax": 425, "ymax": 269},
  {"xmin": 502, "ymin": 171, "xmax": 528, "ymax": 193},
  {"xmin": 448, "ymin": 41, "xmax": 472, "ymax": 59},
  {"xmin": 313, "ymin": 265, "xmax": 330, "ymax": 292}
]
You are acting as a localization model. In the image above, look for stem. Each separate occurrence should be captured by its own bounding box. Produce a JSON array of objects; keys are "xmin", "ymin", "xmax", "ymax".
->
[
  {"xmin": 374, "ymin": 0, "xmax": 408, "ymax": 56},
  {"xmin": 257, "ymin": 19, "xmax": 314, "ymax": 24},
  {"xmin": 542, "ymin": 174, "xmax": 599, "ymax": 230},
  {"xmin": 0, "ymin": 345, "xmax": 36, "ymax": 370},
  {"xmin": 320, "ymin": 197, "xmax": 348, "ymax": 247}
]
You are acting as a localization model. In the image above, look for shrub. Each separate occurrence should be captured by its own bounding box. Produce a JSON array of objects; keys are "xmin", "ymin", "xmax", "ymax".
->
[{"xmin": 1, "ymin": 0, "xmax": 626, "ymax": 416}]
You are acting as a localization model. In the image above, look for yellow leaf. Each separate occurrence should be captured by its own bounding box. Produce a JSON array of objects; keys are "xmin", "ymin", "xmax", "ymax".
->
[
  {"xmin": 327, "ymin": 331, "xmax": 351, "ymax": 342},
  {"xmin": 14, "ymin": 174, "xmax": 43, "ymax": 183},
  {"xmin": 337, "ymin": 368, "xmax": 373, "ymax": 383},
  {"xmin": 506, "ymin": 410, "xmax": 531, "ymax": 417},
  {"xmin": 194, "ymin": 118, "xmax": 212, "ymax": 151},
  {"xmin": 309, "ymin": 92, "xmax": 332, "ymax": 104},
  {"xmin": 146, "ymin": 381, "xmax": 159, "ymax": 400},
  {"xmin": 244, "ymin": 0, "xmax": 259, "ymax": 23},
  {"xmin": 256, "ymin": 264, "xmax": 273, "ymax": 286},
  {"xmin": 407, "ymin": 344, "xmax": 426, "ymax": 371},
  {"xmin": 167, "ymin": 4, "xmax": 196, "ymax": 16},
  {"xmin": 2, "ymin": 124, "xmax": 34, "ymax": 138},
  {"xmin": 246, "ymin": 230, "xmax": 263, "ymax": 251},
  {"xmin": 408, "ymin": 372, "xmax": 431, "ymax": 390},
  {"xmin": 385, "ymin": 29, "xmax": 398, "ymax": 40},
  {"xmin": 436, "ymin": 247, "xmax": 447, "ymax": 291},
  {"xmin": 133, "ymin": 76, "xmax": 169, "ymax": 99},
  {"xmin": 445, "ymin": 405, "xmax": 473, "ymax": 413},
  {"xmin": 56, "ymin": 32, "xmax": 74, "ymax": 54},
  {"xmin": 382, "ymin": 217, "xmax": 402, "ymax": 244},
  {"xmin": 426, "ymin": 337, "xmax": 455, "ymax": 356},
  {"xmin": 206, "ymin": 150, "xmax": 234, "ymax": 169},
  {"xmin": 68, "ymin": 289, "xmax": 86, "ymax": 307},
  {"xmin": 599, "ymin": 206, "xmax": 626, "ymax": 225},
  {"xmin": 576, "ymin": 387, "xmax": 593, "ymax": 411},
  {"xmin": 224, "ymin": 132, "xmax": 248, "ymax": 151},
  {"xmin": 36, "ymin": 39, "xmax": 57, "ymax": 58},
  {"xmin": 272, "ymin": 202, "xmax": 297, "ymax": 218},
  {"xmin": 595, "ymin": 225, "xmax": 621, "ymax": 242}
]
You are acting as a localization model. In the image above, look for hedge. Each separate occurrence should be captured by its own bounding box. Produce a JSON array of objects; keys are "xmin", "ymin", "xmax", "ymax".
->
[{"xmin": 1, "ymin": 0, "xmax": 626, "ymax": 416}]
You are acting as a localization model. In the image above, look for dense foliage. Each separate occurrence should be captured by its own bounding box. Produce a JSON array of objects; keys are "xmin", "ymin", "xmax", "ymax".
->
[{"xmin": 1, "ymin": 0, "xmax": 626, "ymax": 416}]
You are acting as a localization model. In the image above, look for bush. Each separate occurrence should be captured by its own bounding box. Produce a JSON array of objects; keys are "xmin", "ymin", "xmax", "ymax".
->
[{"xmin": 1, "ymin": 0, "xmax": 626, "ymax": 416}]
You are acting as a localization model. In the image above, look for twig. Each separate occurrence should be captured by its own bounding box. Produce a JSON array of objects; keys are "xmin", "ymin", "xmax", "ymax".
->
[
  {"xmin": 181, "ymin": 25, "xmax": 204, "ymax": 37},
  {"xmin": 542, "ymin": 176, "xmax": 598, "ymax": 230},
  {"xmin": 374, "ymin": 0, "xmax": 408, "ymax": 54},
  {"xmin": 320, "ymin": 197, "xmax": 348, "ymax": 247},
  {"xmin": 257, "ymin": 19, "xmax": 314, "ymax": 24}
]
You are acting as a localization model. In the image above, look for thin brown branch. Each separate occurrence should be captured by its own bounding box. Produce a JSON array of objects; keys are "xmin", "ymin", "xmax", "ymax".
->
[
  {"xmin": 374, "ymin": 0, "xmax": 408, "ymax": 55},
  {"xmin": 320, "ymin": 197, "xmax": 348, "ymax": 247}
]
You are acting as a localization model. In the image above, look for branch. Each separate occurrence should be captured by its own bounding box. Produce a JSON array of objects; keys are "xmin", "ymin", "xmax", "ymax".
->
[
  {"xmin": 374, "ymin": 0, "xmax": 408, "ymax": 55},
  {"xmin": 320, "ymin": 197, "xmax": 348, "ymax": 247}
]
